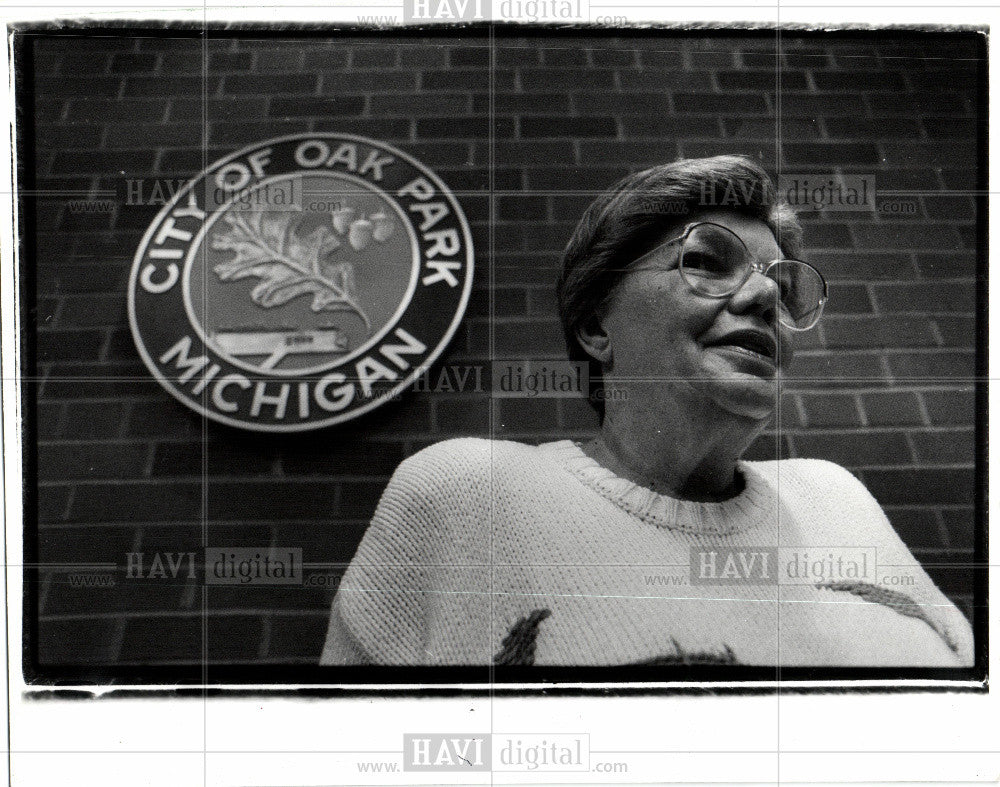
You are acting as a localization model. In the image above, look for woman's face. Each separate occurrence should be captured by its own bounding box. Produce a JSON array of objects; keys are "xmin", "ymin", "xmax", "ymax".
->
[{"xmin": 598, "ymin": 210, "xmax": 794, "ymax": 423}]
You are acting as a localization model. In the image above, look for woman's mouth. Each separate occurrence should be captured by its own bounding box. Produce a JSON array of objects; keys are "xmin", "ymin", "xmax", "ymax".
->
[{"xmin": 705, "ymin": 330, "xmax": 779, "ymax": 371}]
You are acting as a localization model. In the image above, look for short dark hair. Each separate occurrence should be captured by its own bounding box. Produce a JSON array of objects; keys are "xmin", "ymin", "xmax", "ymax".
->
[{"xmin": 556, "ymin": 155, "xmax": 805, "ymax": 419}]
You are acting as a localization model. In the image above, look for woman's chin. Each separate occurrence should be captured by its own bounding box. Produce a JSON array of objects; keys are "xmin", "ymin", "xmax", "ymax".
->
[{"xmin": 709, "ymin": 375, "xmax": 779, "ymax": 420}]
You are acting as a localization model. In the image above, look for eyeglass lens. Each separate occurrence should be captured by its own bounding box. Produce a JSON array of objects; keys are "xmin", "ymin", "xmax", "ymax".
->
[{"xmin": 680, "ymin": 223, "xmax": 824, "ymax": 329}]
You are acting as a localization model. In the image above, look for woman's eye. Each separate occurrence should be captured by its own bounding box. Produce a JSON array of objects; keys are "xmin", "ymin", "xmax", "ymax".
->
[{"xmin": 683, "ymin": 251, "xmax": 725, "ymax": 273}]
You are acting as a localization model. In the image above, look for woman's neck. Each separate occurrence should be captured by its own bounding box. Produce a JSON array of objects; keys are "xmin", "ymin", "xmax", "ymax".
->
[{"xmin": 585, "ymin": 401, "xmax": 765, "ymax": 503}]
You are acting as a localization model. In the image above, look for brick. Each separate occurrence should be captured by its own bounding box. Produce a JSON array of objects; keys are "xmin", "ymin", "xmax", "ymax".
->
[
  {"xmin": 780, "ymin": 94, "xmax": 866, "ymax": 116},
  {"xmin": 520, "ymin": 70, "xmax": 614, "ymax": 92},
  {"xmin": 743, "ymin": 434, "xmax": 790, "ymax": 461},
  {"xmin": 923, "ymin": 118, "xmax": 979, "ymax": 139},
  {"xmin": 558, "ymin": 396, "xmax": 598, "ymax": 431},
  {"xmin": 38, "ymin": 439, "xmax": 149, "ymax": 482},
  {"xmin": 494, "ymin": 320, "xmax": 565, "ymax": 356},
  {"xmin": 272, "ymin": 521, "xmax": 369, "ymax": 565},
  {"xmin": 123, "ymin": 75, "xmax": 223, "ymax": 97},
  {"xmin": 206, "ymin": 481, "xmax": 339, "ymax": 520},
  {"xmin": 152, "ymin": 441, "xmax": 276, "ymax": 477},
  {"xmin": 482, "ymin": 93, "xmax": 570, "ymax": 114},
  {"xmin": 620, "ymin": 72, "xmax": 713, "ymax": 92},
  {"xmin": 368, "ymin": 93, "xmax": 472, "ymax": 117},
  {"xmin": 70, "ymin": 482, "xmax": 203, "ymax": 523},
  {"xmin": 337, "ymin": 482, "xmax": 392, "ymax": 520},
  {"xmin": 808, "ymin": 253, "xmax": 915, "ymax": 282},
  {"xmin": 911, "ymin": 429, "xmax": 975, "ymax": 465},
  {"xmin": 444, "ymin": 47, "xmax": 487, "ymax": 67},
  {"xmin": 494, "ymin": 141, "xmax": 574, "ymax": 166},
  {"xmin": 422, "ymin": 70, "xmax": 489, "ymax": 91},
  {"xmin": 37, "ymin": 125, "xmax": 104, "ymax": 150},
  {"xmin": 126, "ymin": 400, "xmax": 203, "ymax": 438},
  {"xmin": 783, "ymin": 143, "xmax": 880, "ymax": 166},
  {"xmin": 118, "ymin": 615, "xmax": 201, "ymax": 662},
  {"xmin": 723, "ymin": 117, "xmax": 817, "ymax": 139},
  {"xmin": 36, "ymin": 402, "xmax": 63, "ymax": 439},
  {"xmin": 224, "ymin": 73, "xmax": 318, "ymax": 94},
  {"xmin": 269, "ymin": 96, "xmax": 364, "ymax": 117},
  {"xmin": 717, "ymin": 71, "xmax": 807, "ymax": 90},
  {"xmin": 822, "ymin": 316, "xmax": 937, "ymax": 349},
  {"xmin": 799, "ymin": 393, "xmax": 861, "ymax": 427},
  {"xmin": 887, "ymin": 351, "xmax": 974, "ymax": 380},
  {"xmin": 51, "ymin": 150, "xmax": 157, "ymax": 176},
  {"xmin": 37, "ymin": 485, "xmax": 71, "ymax": 524},
  {"xmin": 803, "ymin": 223, "xmax": 853, "ymax": 249},
  {"xmin": 209, "ymin": 120, "xmax": 304, "ymax": 146},
  {"xmin": 923, "ymin": 196, "xmax": 975, "ymax": 221},
  {"xmin": 63, "ymin": 402, "xmax": 127, "ymax": 440},
  {"xmin": 814, "ymin": 71, "xmax": 906, "ymax": 91},
  {"xmin": 280, "ymin": 439, "xmax": 404, "ymax": 478},
  {"xmin": 862, "ymin": 391, "xmax": 924, "ymax": 426},
  {"xmin": 521, "ymin": 116, "xmax": 616, "ymax": 138},
  {"xmin": 575, "ymin": 92, "xmax": 670, "ymax": 115},
  {"xmin": 169, "ymin": 97, "xmax": 269, "ymax": 121},
  {"xmin": 884, "ymin": 508, "xmax": 947, "ymax": 549},
  {"xmin": 36, "ymin": 329, "xmax": 106, "ymax": 363},
  {"xmin": 872, "ymin": 93, "xmax": 968, "ymax": 115},
  {"xmin": 312, "ymin": 118, "xmax": 412, "ymax": 140},
  {"xmin": 400, "ymin": 47, "xmax": 447, "ymax": 68},
  {"xmin": 527, "ymin": 165, "xmax": 628, "ymax": 192},
  {"xmin": 881, "ymin": 143, "xmax": 975, "ymax": 170},
  {"xmin": 640, "ymin": 50, "xmax": 687, "ymax": 68},
  {"xmin": 940, "ymin": 169, "xmax": 977, "ymax": 191},
  {"xmin": 592, "ymin": 48, "xmax": 636, "ymax": 67},
  {"xmin": 434, "ymin": 398, "xmax": 490, "ymax": 435},
  {"xmin": 782, "ymin": 352, "xmax": 885, "ymax": 388},
  {"xmin": 41, "ymin": 364, "xmax": 160, "ymax": 400},
  {"xmin": 935, "ymin": 316, "xmax": 976, "ymax": 348},
  {"xmin": 854, "ymin": 224, "xmax": 963, "ymax": 253},
  {"xmin": 57, "ymin": 294, "xmax": 126, "ymax": 328},
  {"xmin": 205, "ymin": 615, "xmax": 266, "ymax": 661},
  {"xmin": 921, "ymin": 386, "xmax": 975, "ymax": 426},
  {"xmin": 37, "ymin": 76, "xmax": 121, "ymax": 97},
  {"xmin": 863, "ymin": 468, "xmax": 973, "ymax": 505},
  {"xmin": 940, "ymin": 507, "xmax": 975, "ymax": 549},
  {"xmin": 825, "ymin": 117, "xmax": 922, "ymax": 139},
  {"xmin": 265, "ymin": 613, "xmax": 329, "ymax": 659},
  {"xmin": 300, "ymin": 50, "xmax": 351, "ymax": 71},
  {"xmin": 208, "ymin": 51, "xmax": 253, "ymax": 70},
  {"xmin": 674, "ymin": 93, "xmax": 768, "ymax": 114},
  {"xmin": 580, "ymin": 141, "xmax": 679, "ymax": 163},
  {"xmin": 495, "ymin": 398, "xmax": 558, "ymax": 435},
  {"xmin": 872, "ymin": 281, "xmax": 974, "ymax": 313},
  {"xmin": 351, "ymin": 48, "xmax": 398, "ymax": 68},
  {"xmin": 792, "ymin": 431, "xmax": 911, "ymax": 467},
  {"xmin": 38, "ymin": 618, "xmax": 121, "ymax": 664}
]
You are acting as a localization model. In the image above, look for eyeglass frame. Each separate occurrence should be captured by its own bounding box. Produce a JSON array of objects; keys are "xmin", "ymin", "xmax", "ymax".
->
[{"xmin": 626, "ymin": 220, "xmax": 829, "ymax": 331}]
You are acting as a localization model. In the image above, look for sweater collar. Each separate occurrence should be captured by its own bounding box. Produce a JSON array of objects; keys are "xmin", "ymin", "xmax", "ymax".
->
[{"xmin": 539, "ymin": 440, "xmax": 775, "ymax": 535}]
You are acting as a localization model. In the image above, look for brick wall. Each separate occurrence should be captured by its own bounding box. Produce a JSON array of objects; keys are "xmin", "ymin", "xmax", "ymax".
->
[{"xmin": 24, "ymin": 29, "xmax": 983, "ymax": 673}]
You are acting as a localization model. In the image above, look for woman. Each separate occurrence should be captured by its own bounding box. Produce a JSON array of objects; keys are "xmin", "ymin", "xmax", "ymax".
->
[{"xmin": 321, "ymin": 155, "xmax": 974, "ymax": 668}]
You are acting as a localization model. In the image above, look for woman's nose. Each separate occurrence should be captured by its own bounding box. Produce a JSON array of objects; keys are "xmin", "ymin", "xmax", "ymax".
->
[{"xmin": 727, "ymin": 268, "xmax": 781, "ymax": 323}]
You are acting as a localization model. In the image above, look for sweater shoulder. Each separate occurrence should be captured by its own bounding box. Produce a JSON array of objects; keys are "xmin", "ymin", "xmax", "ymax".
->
[
  {"xmin": 747, "ymin": 456, "xmax": 868, "ymax": 494},
  {"xmin": 390, "ymin": 437, "xmax": 541, "ymax": 494}
]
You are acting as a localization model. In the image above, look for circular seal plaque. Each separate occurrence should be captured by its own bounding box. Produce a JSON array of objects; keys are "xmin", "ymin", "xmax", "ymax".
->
[{"xmin": 128, "ymin": 134, "xmax": 474, "ymax": 431}]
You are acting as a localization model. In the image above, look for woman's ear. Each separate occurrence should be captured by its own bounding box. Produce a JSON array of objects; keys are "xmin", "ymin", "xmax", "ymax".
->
[{"xmin": 575, "ymin": 313, "xmax": 612, "ymax": 365}]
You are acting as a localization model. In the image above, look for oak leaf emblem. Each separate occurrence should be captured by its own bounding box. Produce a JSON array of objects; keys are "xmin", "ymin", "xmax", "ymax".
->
[{"xmin": 211, "ymin": 210, "xmax": 372, "ymax": 331}]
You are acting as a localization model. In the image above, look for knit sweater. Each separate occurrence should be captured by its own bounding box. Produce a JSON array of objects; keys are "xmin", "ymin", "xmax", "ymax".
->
[{"xmin": 320, "ymin": 438, "xmax": 973, "ymax": 667}]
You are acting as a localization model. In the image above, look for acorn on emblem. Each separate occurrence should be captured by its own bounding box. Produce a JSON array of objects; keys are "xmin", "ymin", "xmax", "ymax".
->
[
  {"xmin": 331, "ymin": 206, "xmax": 356, "ymax": 235},
  {"xmin": 371, "ymin": 211, "xmax": 395, "ymax": 243},
  {"xmin": 348, "ymin": 217, "xmax": 374, "ymax": 251}
]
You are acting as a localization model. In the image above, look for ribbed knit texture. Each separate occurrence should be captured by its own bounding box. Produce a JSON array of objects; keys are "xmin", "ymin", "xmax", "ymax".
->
[{"xmin": 321, "ymin": 438, "xmax": 973, "ymax": 667}]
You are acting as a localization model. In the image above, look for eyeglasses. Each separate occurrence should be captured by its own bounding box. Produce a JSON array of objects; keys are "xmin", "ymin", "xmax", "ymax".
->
[{"xmin": 629, "ymin": 221, "xmax": 828, "ymax": 331}]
